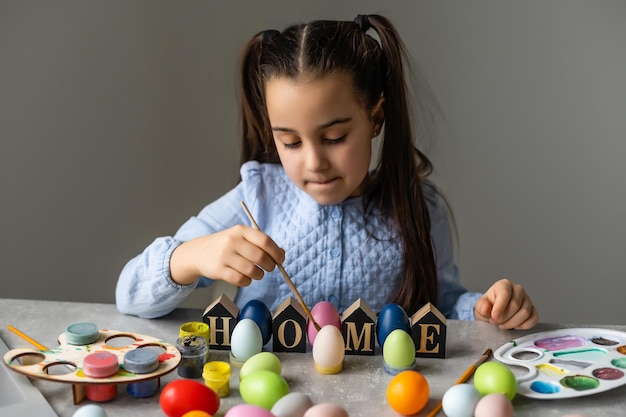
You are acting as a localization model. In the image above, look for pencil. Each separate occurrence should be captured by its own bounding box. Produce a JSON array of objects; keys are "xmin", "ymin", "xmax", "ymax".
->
[
  {"xmin": 240, "ymin": 201, "xmax": 321, "ymax": 331},
  {"xmin": 426, "ymin": 348, "xmax": 493, "ymax": 417},
  {"xmin": 7, "ymin": 325, "xmax": 49, "ymax": 351}
]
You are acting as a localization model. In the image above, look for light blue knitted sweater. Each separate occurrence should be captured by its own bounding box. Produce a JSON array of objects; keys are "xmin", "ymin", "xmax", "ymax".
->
[{"xmin": 116, "ymin": 161, "xmax": 481, "ymax": 319}]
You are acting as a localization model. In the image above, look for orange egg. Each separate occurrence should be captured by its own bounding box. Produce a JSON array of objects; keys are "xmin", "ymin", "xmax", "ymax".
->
[
  {"xmin": 386, "ymin": 370, "xmax": 429, "ymax": 415},
  {"xmin": 181, "ymin": 412, "xmax": 212, "ymax": 417}
]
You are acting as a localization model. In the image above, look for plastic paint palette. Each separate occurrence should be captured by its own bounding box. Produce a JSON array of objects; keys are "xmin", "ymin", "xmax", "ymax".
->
[
  {"xmin": 494, "ymin": 328, "xmax": 626, "ymax": 399},
  {"xmin": 2, "ymin": 329, "xmax": 181, "ymax": 404}
]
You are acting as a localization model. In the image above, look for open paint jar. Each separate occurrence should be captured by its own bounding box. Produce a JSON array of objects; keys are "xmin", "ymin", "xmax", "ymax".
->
[
  {"xmin": 176, "ymin": 335, "xmax": 207, "ymax": 379},
  {"xmin": 203, "ymin": 361, "xmax": 231, "ymax": 397}
]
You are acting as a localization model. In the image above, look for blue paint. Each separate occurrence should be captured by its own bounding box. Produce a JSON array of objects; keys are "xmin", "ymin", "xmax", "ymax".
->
[
  {"xmin": 124, "ymin": 348, "xmax": 160, "ymax": 398},
  {"xmin": 530, "ymin": 380, "xmax": 561, "ymax": 394}
]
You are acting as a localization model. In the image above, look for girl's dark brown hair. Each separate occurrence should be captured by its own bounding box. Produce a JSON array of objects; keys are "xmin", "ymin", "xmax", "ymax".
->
[{"xmin": 238, "ymin": 14, "xmax": 438, "ymax": 316}]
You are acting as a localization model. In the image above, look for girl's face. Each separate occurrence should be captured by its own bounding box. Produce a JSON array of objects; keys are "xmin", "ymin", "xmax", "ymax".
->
[{"xmin": 265, "ymin": 73, "xmax": 383, "ymax": 206}]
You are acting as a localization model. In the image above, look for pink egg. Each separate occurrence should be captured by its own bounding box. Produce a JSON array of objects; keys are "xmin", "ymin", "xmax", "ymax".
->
[
  {"xmin": 474, "ymin": 393, "xmax": 513, "ymax": 417},
  {"xmin": 312, "ymin": 325, "xmax": 345, "ymax": 375},
  {"xmin": 307, "ymin": 302, "xmax": 341, "ymax": 345},
  {"xmin": 303, "ymin": 403, "xmax": 349, "ymax": 417},
  {"xmin": 224, "ymin": 404, "xmax": 276, "ymax": 417}
]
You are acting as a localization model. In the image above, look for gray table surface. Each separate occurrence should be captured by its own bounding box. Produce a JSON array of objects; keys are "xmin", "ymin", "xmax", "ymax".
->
[{"xmin": 1, "ymin": 298, "xmax": 625, "ymax": 416}]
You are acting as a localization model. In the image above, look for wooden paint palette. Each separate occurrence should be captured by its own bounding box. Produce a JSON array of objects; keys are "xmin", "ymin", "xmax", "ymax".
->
[
  {"xmin": 2, "ymin": 328, "xmax": 181, "ymax": 404},
  {"xmin": 494, "ymin": 328, "xmax": 626, "ymax": 399}
]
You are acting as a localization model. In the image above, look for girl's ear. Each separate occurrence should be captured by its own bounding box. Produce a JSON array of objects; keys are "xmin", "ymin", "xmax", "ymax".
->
[{"xmin": 371, "ymin": 97, "xmax": 385, "ymax": 135}]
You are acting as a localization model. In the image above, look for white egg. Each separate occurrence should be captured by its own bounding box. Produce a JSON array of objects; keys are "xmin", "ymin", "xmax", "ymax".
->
[
  {"xmin": 303, "ymin": 403, "xmax": 349, "ymax": 417},
  {"xmin": 72, "ymin": 404, "xmax": 108, "ymax": 417},
  {"xmin": 231, "ymin": 318, "xmax": 263, "ymax": 362},
  {"xmin": 312, "ymin": 325, "xmax": 345, "ymax": 375},
  {"xmin": 442, "ymin": 383, "xmax": 482, "ymax": 417},
  {"xmin": 271, "ymin": 392, "xmax": 314, "ymax": 417}
]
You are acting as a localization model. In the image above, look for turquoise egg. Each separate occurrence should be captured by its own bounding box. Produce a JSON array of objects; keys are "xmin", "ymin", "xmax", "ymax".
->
[
  {"xmin": 231, "ymin": 318, "xmax": 263, "ymax": 362},
  {"xmin": 382, "ymin": 329, "xmax": 416, "ymax": 369}
]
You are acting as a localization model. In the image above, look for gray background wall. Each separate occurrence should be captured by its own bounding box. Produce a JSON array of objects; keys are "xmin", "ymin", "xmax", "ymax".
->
[{"xmin": 1, "ymin": 1, "xmax": 624, "ymax": 324}]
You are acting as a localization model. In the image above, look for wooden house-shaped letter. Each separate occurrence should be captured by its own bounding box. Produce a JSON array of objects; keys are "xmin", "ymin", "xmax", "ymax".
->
[
  {"xmin": 410, "ymin": 302, "xmax": 447, "ymax": 358},
  {"xmin": 202, "ymin": 294, "xmax": 239, "ymax": 350},
  {"xmin": 341, "ymin": 298, "xmax": 377, "ymax": 355},
  {"xmin": 272, "ymin": 297, "xmax": 307, "ymax": 353}
]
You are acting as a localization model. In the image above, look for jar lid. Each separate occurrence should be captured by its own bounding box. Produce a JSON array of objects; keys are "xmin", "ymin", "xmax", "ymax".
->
[
  {"xmin": 66, "ymin": 322, "xmax": 99, "ymax": 345},
  {"xmin": 123, "ymin": 348, "xmax": 159, "ymax": 374},
  {"xmin": 83, "ymin": 351, "xmax": 119, "ymax": 378},
  {"xmin": 176, "ymin": 335, "xmax": 207, "ymax": 356}
]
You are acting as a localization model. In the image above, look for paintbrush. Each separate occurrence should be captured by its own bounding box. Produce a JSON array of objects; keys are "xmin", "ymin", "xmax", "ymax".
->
[
  {"xmin": 240, "ymin": 201, "xmax": 321, "ymax": 331},
  {"xmin": 7, "ymin": 325, "xmax": 49, "ymax": 350},
  {"xmin": 426, "ymin": 348, "xmax": 493, "ymax": 417}
]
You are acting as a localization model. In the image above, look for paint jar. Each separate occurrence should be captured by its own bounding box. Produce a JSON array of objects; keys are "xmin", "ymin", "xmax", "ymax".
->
[
  {"xmin": 202, "ymin": 361, "xmax": 231, "ymax": 397},
  {"xmin": 175, "ymin": 335, "xmax": 207, "ymax": 379},
  {"xmin": 124, "ymin": 348, "xmax": 160, "ymax": 397},
  {"xmin": 179, "ymin": 321, "xmax": 210, "ymax": 361},
  {"xmin": 66, "ymin": 322, "xmax": 100, "ymax": 345},
  {"xmin": 83, "ymin": 351, "xmax": 119, "ymax": 401}
]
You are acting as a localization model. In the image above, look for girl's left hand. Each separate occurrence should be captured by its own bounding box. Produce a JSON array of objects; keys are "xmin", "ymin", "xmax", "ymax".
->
[{"xmin": 474, "ymin": 278, "xmax": 539, "ymax": 330}]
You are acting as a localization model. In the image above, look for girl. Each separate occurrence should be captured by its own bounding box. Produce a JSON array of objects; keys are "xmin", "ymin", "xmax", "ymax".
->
[{"xmin": 116, "ymin": 14, "xmax": 538, "ymax": 330}]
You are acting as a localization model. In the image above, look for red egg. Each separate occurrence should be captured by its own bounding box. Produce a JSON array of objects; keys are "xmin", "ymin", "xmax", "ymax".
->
[
  {"xmin": 160, "ymin": 379, "xmax": 220, "ymax": 417},
  {"xmin": 307, "ymin": 301, "xmax": 341, "ymax": 345}
]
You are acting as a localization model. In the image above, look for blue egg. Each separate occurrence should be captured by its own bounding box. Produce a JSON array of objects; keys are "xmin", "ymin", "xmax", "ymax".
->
[
  {"xmin": 376, "ymin": 303, "xmax": 411, "ymax": 347},
  {"xmin": 239, "ymin": 299, "xmax": 273, "ymax": 346}
]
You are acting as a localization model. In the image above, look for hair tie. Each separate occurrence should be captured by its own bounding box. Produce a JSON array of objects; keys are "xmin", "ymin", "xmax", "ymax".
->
[
  {"xmin": 354, "ymin": 14, "xmax": 370, "ymax": 32},
  {"xmin": 262, "ymin": 29, "xmax": 280, "ymax": 44}
]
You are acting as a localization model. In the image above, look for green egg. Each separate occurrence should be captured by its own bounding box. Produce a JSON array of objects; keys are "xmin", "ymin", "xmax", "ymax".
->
[
  {"xmin": 383, "ymin": 329, "xmax": 416, "ymax": 369},
  {"xmin": 239, "ymin": 351, "xmax": 282, "ymax": 380},
  {"xmin": 239, "ymin": 369, "xmax": 290, "ymax": 410},
  {"xmin": 473, "ymin": 361, "xmax": 518, "ymax": 400}
]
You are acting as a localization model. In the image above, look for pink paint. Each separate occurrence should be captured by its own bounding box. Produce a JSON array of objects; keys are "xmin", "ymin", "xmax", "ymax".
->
[{"xmin": 534, "ymin": 335, "xmax": 585, "ymax": 351}]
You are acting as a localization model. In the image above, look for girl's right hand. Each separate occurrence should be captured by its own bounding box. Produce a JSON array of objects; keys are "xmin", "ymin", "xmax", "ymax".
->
[{"xmin": 169, "ymin": 225, "xmax": 286, "ymax": 287}]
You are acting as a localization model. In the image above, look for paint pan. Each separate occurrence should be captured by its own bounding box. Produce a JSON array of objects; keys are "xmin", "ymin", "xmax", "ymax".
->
[{"xmin": 494, "ymin": 328, "xmax": 626, "ymax": 399}]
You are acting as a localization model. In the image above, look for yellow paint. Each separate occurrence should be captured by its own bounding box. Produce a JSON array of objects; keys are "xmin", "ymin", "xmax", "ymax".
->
[{"xmin": 536, "ymin": 363, "xmax": 567, "ymax": 377}]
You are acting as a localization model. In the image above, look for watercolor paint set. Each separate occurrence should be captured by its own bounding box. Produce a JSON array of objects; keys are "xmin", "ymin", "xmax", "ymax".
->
[
  {"xmin": 2, "ymin": 325, "xmax": 181, "ymax": 404},
  {"xmin": 494, "ymin": 327, "xmax": 626, "ymax": 399}
]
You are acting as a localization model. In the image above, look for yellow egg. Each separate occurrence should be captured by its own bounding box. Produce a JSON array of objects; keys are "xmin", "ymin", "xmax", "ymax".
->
[{"xmin": 312, "ymin": 325, "xmax": 345, "ymax": 374}]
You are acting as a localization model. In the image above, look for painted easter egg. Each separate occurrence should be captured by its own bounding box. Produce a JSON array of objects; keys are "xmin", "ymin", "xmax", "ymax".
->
[
  {"xmin": 239, "ymin": 369, "xmax": 290, "ymax": 410},
  {"xmin": 386, "ymin": 370, "xmax": 429, "ymax": 416},
  {"xmin": 382, "ymin": 329, "xmax": 416, "ymax": 371},
  {"xmin": 474, "ymin": 393, "xmax": 514, "ymax": 417},
  {"xmin": 240, "ymin": 351, "xmax": 282, "ymax": 380},
  {"xmin": 307, "ymin": 301, "xmax": 341, "ymax": 345},
  {"xmin": 271, "ymin": 392, "xmax": 314, "ymax": 417},
  {"xmin": 441, "ymin": 383, "xmax": 482, "ymax": 417},
  {"xmin": 230, "ymin": 318, "xmax": 263, "ymax": 363},
  {"xmin": 239, "ymin": 299, "xmax": 273, "ymax": 346},
  {"xmin": 224, "ymin": 404, "xmax": 276, "ymax": 417},
  {"xmin": 474, "ymin": 361, "xmax": 517, "ymax": 400},
  {"xmin": 303, "ymin": 403, "xmax": 349, "ymax": 417},
  {"xmin": 72, "ymin": 404, "xmax": 108, "ymax": 417},
  {"xmin": 181, "ymin": 412, "xmax": 212, "ymax": 417},
  {"xmin": 312, "ymin": 325, "xmax": 345, "ymax": 375},
  {"xmin": 159, "ymin": 379, "xmax": 220, "ymax": 417},
  {"xmin": 376, "ymin": 303, "xmax": 411, "ymax": 348}
]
